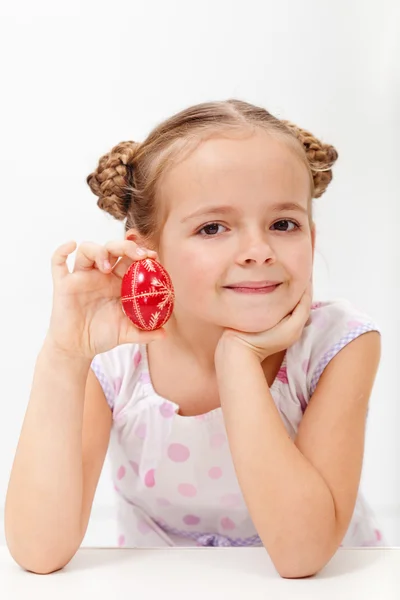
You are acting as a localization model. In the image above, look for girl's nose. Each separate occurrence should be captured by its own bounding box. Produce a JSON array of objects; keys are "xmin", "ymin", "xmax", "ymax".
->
[{"xmin": 236, "ymin": 233, "xmax": 276, "ymax": 266}]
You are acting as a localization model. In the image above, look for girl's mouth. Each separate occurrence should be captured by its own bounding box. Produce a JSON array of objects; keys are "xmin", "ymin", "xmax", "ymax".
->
[{"xmin": 224, "ymin": 283, "xmax": 281, "ymax": 294}]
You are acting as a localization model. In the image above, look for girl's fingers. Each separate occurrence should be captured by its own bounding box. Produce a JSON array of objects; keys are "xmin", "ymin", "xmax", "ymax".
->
[
  {"xmin": 128, "ymin": 328, "xmax": 166, "ymax": 344},
  {"xmin": 277, "ymin": 284, "xmax": 312, "ymax": 337},
  {"xmin": 72, "ymin": 240, "xmax": 157, "ymax": 276},
  {"xmin": 291, "ymin": 284, "xmax": 313, "ymax": 329},
  {"xmin": 51, "ymin": 241, "xmax": 78, "ymax": 282},
  {"xmin": 106, "ymin": 241, "xmax": 158, "ymax": 279},
  {"xmin": 73, "ymin": 242, "xmax": 113, "ymax": 273}
]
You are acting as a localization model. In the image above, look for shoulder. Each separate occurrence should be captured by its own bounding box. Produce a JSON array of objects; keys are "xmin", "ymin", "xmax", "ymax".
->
[
  {"xmin": 307, "ymin": 298, "xmax": 380, "ymax": 339},
  {"xmin": 90, "ymin": 343, "xmax": 145, "ymax": 410},
  {"xmin": 290, "ymin": 298, "xmax": 381, "ymax": 396}
]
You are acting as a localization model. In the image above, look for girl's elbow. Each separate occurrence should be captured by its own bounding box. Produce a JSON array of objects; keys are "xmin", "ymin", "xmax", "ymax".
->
[
  {"xmin": 276, "ymin": 562, "xmax": 321, "ymax": 579},
  {"xmin": 5, "ymin": 534, "xmax": 79, "ymax": 575},
  {"xmin": 267, "ymin": 542, "xmax": 333, "ymax": 579}
]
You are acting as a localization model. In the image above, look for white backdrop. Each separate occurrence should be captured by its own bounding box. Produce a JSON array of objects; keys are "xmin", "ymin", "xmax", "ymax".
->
[{"xmin": 0, "ymin": 0, "xmax": 399, "ymax": 546}]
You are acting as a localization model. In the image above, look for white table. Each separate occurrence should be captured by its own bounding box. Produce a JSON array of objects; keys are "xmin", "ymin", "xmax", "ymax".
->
[{"xmin": 1, "ymin": 546, "xmax": 399, "ymax": 599}]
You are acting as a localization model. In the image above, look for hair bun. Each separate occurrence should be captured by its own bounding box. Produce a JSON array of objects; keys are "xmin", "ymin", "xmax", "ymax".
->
[
  {"xmin": 87, "ymin": 141, "xmax": 140, "ymax": 219},
  {"xmin": 282, "ymin": 120, "xmax": 338, "ymax": 198}
]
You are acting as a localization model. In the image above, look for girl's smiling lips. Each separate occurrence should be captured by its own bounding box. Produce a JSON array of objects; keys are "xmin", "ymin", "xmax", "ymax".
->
[
  {"xmin": 224, "ymin": 281, "xmax": 282, "ymax": 294},
  {"xmin": 226, "ymin": 280, "xmax": 281, "ymax": 288}
]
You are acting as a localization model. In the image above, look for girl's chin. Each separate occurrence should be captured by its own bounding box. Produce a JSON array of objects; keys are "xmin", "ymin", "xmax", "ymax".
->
[
  {"xmin": 221, "ymin": 317, "xmax": 282, "ymax": 334},
  {"xmin": 217, "ymin": 301, "xmax": 296, "ymax": 333}
]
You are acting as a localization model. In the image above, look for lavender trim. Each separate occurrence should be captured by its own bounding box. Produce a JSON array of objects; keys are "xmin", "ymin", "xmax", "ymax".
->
[
  {"xmin": 91, "ymin": 358, "xmax": 115, "ymax": 410},
  {"xmin": 309, "ymin": 324, "xmax": 376, "ymax": 396},
  {"xmin": 154, "ymin": 519, "xmax": 262, "ymax": 547}
]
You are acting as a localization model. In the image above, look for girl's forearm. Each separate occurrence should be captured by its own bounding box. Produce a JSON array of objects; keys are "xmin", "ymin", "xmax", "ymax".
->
[
  {"xmin": 5, "ymin": 338, "xmax": 91, "ymax": 571},
  {"xmin": 215, "ymin": 344, "xmax": 338, "ymax": 578}
]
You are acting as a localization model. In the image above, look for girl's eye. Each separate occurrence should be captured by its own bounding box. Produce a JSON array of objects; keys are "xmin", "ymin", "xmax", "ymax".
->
[
  {"xmin": 197, "ymin": 220, "xmax": 299, "ymax": 236},
  {"xmin": 271, "ymin": 219, "xmax": 299, "ymax": 232},
  {"xmin": 197, "ymin": 223, "xmax": 226, "ymax": 236}
]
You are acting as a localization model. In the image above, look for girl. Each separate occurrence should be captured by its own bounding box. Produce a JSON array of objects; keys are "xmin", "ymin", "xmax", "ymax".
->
[{"xmin": 5, "ymin": 100, "xmax": 384, "ymax": 578}]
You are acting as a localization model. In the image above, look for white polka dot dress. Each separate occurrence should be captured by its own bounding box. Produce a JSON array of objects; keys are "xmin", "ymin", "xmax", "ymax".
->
[{"xmin": 91, "ymin": 299, "xmax": 385, "ymax": 548}]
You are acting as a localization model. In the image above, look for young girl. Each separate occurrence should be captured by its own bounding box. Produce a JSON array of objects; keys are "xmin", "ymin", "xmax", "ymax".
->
[{"xmin": 5, "ymin": 100, "xmax": 384, "ymax": 578}]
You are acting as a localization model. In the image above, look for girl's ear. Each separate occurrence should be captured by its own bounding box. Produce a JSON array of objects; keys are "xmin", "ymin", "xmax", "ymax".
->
[
  {"xmin": 311, "ymin": 223, "xmax": 316, "ymax": 259},
  {"xmin": 125, "ymin": 228, "xmax": 157, "ymax": 253},
  {"xmin": 126, "ymin": 228, "xmax": 146, "ymax": 246}
]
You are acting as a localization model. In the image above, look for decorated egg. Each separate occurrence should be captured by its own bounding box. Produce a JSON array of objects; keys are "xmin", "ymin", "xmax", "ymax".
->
[{"xmin": 121, "ymin": 258, "xmax": 175, "ymax": 330}]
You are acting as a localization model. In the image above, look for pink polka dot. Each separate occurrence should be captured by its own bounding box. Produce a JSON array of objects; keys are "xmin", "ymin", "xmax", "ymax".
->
[
  {"xmin": 276, "ymin": 366, "xmax": 289, "ymax": 384},
  {"xmin": 375, "ymin": 529, "xmax": 382, "ymax": 542},
  {"xmin": 135, "ymin": 423, "xmax": 147, "ymax": 440},
  {"xmin": 312, "ymin": 312, "xmax": 327, "ymax": 329},
  {"xmin": 221, "ymin": 517, "xmax": 236, "ymax": 530},
  {"xmin": 167, "ymin": 443, "xmax": 190, "ymax": 463},
  {"xmin": 298, "ymin": 393, "xmax": 307, "ymax": 413},
  {"xmin": 210, "ymin": 432, "xmax": 227, "ymax": 449},
  {"xmin": 208, "ymin": 466, "xmax": 223, "ymax": 479},
  {"xmin": 220, "ymin": 493, "xmax": 242, "ymax": 508},
  {"xmin": 113, "ymin": 377, "xmax": 122, "ymax": 395},
  {"xmin": 117, "ymin": 465, "xmax": 126, "ymax": 480},
  {"xmin": 159, "ymin": 402, "xmax": 175, "ymax": 418},
  {"xmin": 133, "ymin": 351, "xmax": 142, "ymax": 368},
  {"xmin": 137, "ymin": 519, "xmax": 152, "ymax": 535},
  {"xmin": 144, "ymin": 469, "xmax": 156, "ymax": 488},
  {"xmin": 178, "ymin": 483, "xmax": 197, "ymax": 497},
  {"xmin": 183, "ymin": 514, "xmax": 201, "ymax": 526},
  {"xmin": 156, "ymin": 497, "xmax": 171, "ymax": 507},
  {"xmin": 129, "ymin": 461, "xmax": 139, "ymax": 475},
  {"xmin": 348, "ymin": 320, "xmax": 363, "ymax": 328},
  {"xmin": 139, "ymin": 372, "xmax": 151, "ymax": 384},
  {"xmin": 113, "ymin": 483, "xmax": 120, "ymax": 493},
  {"xmin": 311, "ymin": 302, "xmax": 323, "ymax": 310},
  {"xmin": 117, "ymin": 534, "xmax": 125, "ymax": 547},
  {"xmin": 302, "ymin": 359, "xmax": 309, "ymax": 374}
]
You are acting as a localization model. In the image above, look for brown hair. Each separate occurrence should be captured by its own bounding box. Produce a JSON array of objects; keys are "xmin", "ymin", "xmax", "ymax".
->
[{"xmin": 87, "ymin": 99, "xmax": 338, "ymax": 246}]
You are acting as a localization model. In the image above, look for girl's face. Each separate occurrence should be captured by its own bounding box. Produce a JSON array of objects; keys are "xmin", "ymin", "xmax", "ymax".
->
[{"xmin": 156, "ymin": 130, "xmax": 314, "ymax": 333}]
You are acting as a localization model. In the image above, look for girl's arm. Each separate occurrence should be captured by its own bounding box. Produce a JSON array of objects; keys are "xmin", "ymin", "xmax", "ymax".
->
[
  {"xmin": 4, "ymin": 338, "xmax": 112, "ymax": 574},
  {"xmin": 215, "ymin": 331, "xmax": 380, "ymax": 579}
]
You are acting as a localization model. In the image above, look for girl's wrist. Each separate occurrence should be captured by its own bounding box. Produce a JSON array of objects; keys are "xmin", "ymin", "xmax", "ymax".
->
[
  {"xmin": 42, "ymin": 335, "xmax": 93, "ymax": 371},
  {"xmin": 215, "ymin": 332, "xmax": 258, "ymax": 369}
]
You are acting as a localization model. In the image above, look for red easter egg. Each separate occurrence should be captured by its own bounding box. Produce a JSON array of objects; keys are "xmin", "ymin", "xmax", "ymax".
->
[{"xmin": 121, "ymin": 258, "xmax": 175, "ymax": 331}]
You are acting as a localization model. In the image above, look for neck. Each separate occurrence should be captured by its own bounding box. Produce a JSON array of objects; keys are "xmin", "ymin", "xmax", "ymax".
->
[
  {"xmin": 159, "ymin": 312, "xmax": 285, "ymax": 386},
  {"xmin": 162, "ymin": 313, "xmax": 225, "ymax": 374}
]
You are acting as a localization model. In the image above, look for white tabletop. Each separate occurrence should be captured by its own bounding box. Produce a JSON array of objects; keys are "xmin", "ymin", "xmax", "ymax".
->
[{"xmin": 1, "ymin": 546, "xmax": 399, "ymax": 599}]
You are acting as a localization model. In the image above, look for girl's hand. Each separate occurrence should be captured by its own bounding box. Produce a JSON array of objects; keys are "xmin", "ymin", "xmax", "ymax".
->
[
  {"xmin": 46, "ymin": 240, "xmax": 166, "ymax": 360},
  {"xmin": 216, "ymin": 281, "xmax": 313, "ymax": 363}
]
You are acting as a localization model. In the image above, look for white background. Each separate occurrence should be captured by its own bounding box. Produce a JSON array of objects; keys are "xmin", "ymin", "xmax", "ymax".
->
[{"xmin": 0, "ymin": 0, "xmax": 399, "ymax": 547}]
